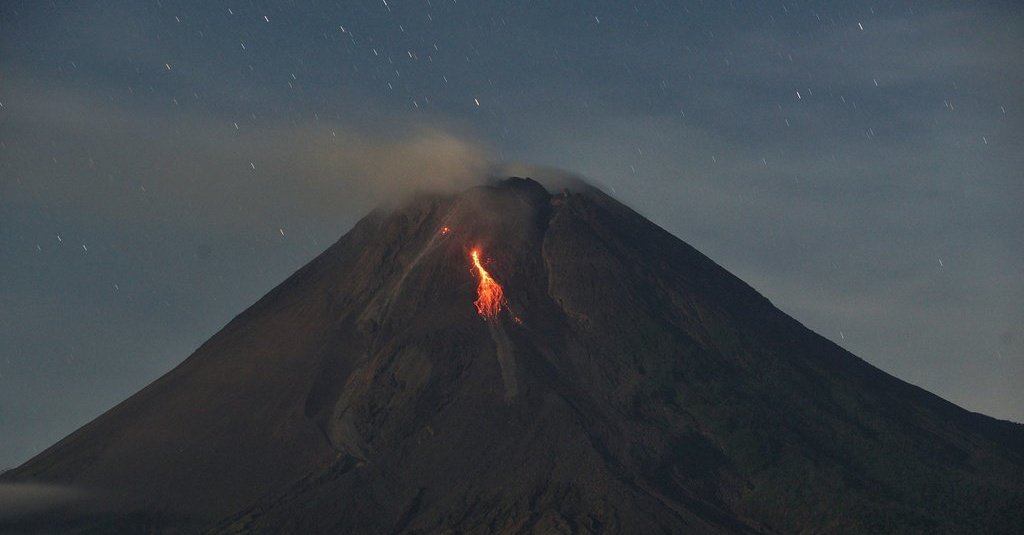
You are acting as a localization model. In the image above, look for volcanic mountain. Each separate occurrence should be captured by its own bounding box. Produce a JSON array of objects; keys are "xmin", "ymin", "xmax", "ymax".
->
[{"xmin": 3, "ymin": 177, "xmax": 1022, "ymax": 534}]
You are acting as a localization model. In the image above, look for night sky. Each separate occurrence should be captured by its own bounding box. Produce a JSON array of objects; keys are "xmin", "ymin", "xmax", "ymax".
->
[{"xmin": 1, "ymin": 1, "xmax": 1021, "ymax": 469}]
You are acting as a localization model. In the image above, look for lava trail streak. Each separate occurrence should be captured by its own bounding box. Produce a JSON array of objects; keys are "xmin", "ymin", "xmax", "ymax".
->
[
  {"xmin": 468, "ymin": 248, "xmax": 516, "ymax": 400},
  {"xmin": 470, "ymin": 248, "xmax": 506, "ymax": 320}
]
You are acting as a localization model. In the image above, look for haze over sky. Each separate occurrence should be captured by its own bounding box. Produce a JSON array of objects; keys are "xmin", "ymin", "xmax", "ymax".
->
[{"xmin": 1, "ymin": 1, "xmax": 1021, "ymax": 468}]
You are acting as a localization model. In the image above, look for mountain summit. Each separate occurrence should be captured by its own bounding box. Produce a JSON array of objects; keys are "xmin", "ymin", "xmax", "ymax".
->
[{"xmin": 4, "ymin": 177, "xmax": 1022, "ymax": 533}]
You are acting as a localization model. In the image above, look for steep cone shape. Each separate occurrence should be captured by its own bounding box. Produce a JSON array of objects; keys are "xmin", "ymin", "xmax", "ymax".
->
[{"xmin": 3, "ymin": 178, "xmax": 1022, "ymax": 534}]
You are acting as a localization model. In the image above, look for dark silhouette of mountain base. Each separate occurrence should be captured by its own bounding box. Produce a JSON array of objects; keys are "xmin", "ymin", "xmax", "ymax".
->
[{"xmin": 3, "ymin": 178, "xmax": 1022, "ymax": 534}]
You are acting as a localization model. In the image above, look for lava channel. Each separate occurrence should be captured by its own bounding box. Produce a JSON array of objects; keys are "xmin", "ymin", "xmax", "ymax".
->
[{"xmin": 470, "ymin": 248, "xmax": 506, "ymax": 320}]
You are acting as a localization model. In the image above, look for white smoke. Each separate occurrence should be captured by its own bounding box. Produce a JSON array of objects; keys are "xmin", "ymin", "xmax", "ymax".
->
[{"xmin": 300, "ymin": 127, "xmax": 494, "ymax": 206}]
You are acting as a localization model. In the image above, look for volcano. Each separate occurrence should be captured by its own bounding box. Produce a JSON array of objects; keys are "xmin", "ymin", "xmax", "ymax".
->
[{"xmin": 3, "ymin": 177, "xmax": 1022, "ymax": 534}]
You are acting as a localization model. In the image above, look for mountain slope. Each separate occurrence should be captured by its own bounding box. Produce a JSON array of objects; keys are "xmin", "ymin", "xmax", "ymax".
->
[{"xmin": 4, "ymin": 177, "xmax": 1022, "ymax": 534}]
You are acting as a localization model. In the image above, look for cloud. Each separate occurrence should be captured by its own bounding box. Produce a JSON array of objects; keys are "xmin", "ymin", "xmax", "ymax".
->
[
  {"xmin": 298, "ymin": 127, "xmax": 493, "ymax": 207},
  {"xmin": 0, "ymin": 482, "xmax": 87, "ymax": 520},
  {"xmin": 1, "ymin": 75, "xmax": 493, "ymax": 235}
]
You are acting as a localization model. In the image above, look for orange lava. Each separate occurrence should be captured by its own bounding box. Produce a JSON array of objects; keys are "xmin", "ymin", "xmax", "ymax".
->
[
  {"xmin": 440, "ymin": 226, "xmax": 451, "ymax": 235},
  {"xmin": 470, "ymin": 248, "xmax": 506, "ymax": 320}
]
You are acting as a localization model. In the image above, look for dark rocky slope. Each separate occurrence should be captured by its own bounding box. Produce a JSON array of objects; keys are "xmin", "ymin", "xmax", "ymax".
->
[{"xmin": 4, "ymin": 178, "xmax": 1022, "ymax": 534}]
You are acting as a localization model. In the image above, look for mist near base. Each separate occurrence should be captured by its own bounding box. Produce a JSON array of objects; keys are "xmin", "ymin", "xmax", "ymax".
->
[{"xmin": 0, "ymin": 483, "xmax": 87, "ymax": 520}]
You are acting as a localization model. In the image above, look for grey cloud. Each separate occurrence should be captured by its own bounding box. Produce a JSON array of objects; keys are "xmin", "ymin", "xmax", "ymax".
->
[
  {"xmin": 299, "ymin": 127, "xmax": 493, "ymax": 206},
  {"xmin": 0, "ymin": 482, "xmax": 87, "ymax": 520},
  {"xmin": 2, "ymin": 76, "xmax": 493, "ymax": 235}
]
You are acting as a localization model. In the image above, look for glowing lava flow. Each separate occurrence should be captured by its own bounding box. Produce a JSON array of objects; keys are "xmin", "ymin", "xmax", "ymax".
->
[{"xmin": 470, "ymin": 248, "xmax": 506, "ymax": 320}]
